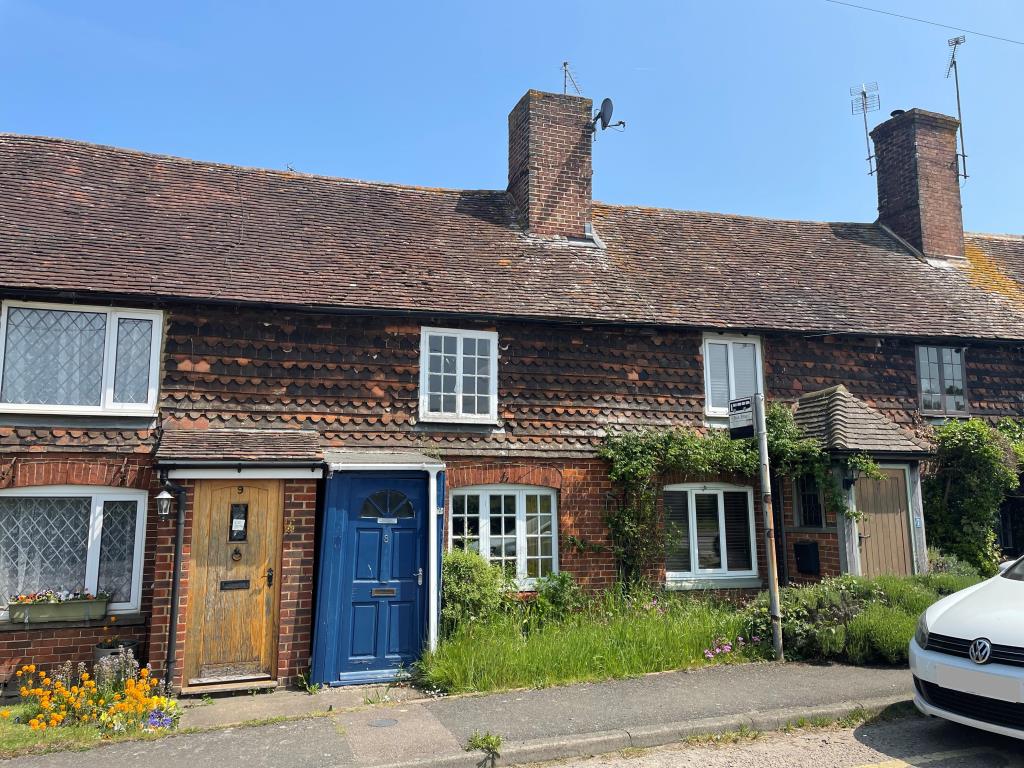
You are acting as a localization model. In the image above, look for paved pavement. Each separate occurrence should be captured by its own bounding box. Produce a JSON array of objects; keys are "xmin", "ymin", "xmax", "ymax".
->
[
  {"xmin": 2, "ymin": 662, "xmax": 919, "ymax": 767},
  {"xmin": 535, "ymin": 716, "xmax": 1024, "ymax": 768}
]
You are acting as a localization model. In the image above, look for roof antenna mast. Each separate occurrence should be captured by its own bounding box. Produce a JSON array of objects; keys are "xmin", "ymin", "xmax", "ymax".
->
[
  {"xmin": 562, "ymin": 61, "xmax": 583, "ymax": 96},
  {"xmin": 849, "ymin": 82, "xmax": 880, "ymax": 175},
  {"xmin": 946, "ymin": 35, "xmax": 968, "ymax": 179}
]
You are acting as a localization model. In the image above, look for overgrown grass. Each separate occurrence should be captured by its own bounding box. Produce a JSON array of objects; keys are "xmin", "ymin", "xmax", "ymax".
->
[{"xmin": 419, "ymin": 593, "xmax": 761, "ymax": 693}]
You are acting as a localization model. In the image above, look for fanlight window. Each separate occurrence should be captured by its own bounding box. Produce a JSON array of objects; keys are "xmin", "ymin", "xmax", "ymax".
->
[{"xmin": 360, "ymin": 490, "xmax": 415, "ymax": 519}]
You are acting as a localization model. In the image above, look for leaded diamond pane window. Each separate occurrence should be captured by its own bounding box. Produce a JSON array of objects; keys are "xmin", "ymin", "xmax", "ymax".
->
[
  {"xmin": 449, "ymin": 487, "xmax": 557, "ymax": 588},
  {"xmin": 420, "ymin": 328, "xmax": 498, "ymax": 421},
  {"xmin": 0, "ymin": 497, "xmax": 91, "ymax": 608},
  {"xmin": 1, "ymin": 308, "xmax": 106, "ymax": 406},
  {"xmin": 0, "ymin": 303, "xmax": 161, "ymax": 414},
  {"xmin": 113, "ymin": 318, "xmax": 153, "ymax": 405},
  {"xmin": 0, "ymin": 490, "xmax": 146, "ymax": 613},
  {"xmin": 98, "ymin": 500, "xmax": 138, "ymax": 603}
]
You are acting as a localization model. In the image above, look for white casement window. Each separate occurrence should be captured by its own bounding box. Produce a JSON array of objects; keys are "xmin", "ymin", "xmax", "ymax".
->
[
  {"xmin": 0, "ymin": 301, "xmax": 162, "ymax": 416},
  {"xmin": 664, "ymin": 483, "xmax": 757, "ymax": 580},
  {"xmin": 449, "ymin": 485, "xmax": 558, "ymax": 588},
  {"xmin": 0, "ymin": 486, "xmax": 148, "ymax": 615},
  {"xmin": 916, "ymin": 345, "xmax": 968, "ymax": 416},
  {"xmin": 419, "ymin": 327, "xmax": 499, "ymax": 423},
  {"xmin": 702, "ymin": 333, "xmax": 763, "ymax": 418}
]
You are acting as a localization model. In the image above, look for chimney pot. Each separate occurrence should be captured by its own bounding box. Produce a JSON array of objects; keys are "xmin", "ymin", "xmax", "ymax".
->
[{"xmin": 870, "ymin": 108, "xmax": 963, "ymax": 260}]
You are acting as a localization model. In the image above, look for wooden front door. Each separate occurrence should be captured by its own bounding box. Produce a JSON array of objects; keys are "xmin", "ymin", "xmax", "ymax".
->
[
  {"xmin": 184, "ymin": 480, "xmax": 283, "ymax": 688},
  {"xmin": 857, "ymin": 467, "xmax": 914, "ymax": 577}
]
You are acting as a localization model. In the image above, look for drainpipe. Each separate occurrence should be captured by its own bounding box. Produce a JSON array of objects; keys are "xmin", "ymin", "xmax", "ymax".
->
[
  {"xmin": 427, "ymin": 468, "xmax": 440, "ymax": 652},
  {"xmin": 158, "ymin": 474, "xmax": 187, "ymax": 690}
]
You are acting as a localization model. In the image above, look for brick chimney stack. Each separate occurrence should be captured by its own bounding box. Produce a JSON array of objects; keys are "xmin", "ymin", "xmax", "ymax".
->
[
  {"xmin": 870, "ymin": 109, "xmax": 964, "ymax": 260},
  {"xmin": 508, "ymin": 90, "xmax": 593, "ymax": 238}
]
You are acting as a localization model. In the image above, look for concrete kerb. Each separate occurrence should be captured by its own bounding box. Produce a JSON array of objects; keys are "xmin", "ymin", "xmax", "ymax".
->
[{"xmin": 368, "ymin": 694, "xmax": 913, "ymax": 768}]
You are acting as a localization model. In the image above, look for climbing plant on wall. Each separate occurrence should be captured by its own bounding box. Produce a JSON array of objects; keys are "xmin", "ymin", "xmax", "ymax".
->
[
  {"xmin": 923, "ymin": 419, "xmax": 1021, "ymax": 575},
  {"xmin": 599, "ymin": 404, "xmax": 879, "ymax": 584}
]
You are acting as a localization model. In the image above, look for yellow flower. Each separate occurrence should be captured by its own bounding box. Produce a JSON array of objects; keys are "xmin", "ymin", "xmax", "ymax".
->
[
  {"xmin": 0, "ymin": 710, "xmax": 9, "ymax": 719},
  {"xmin": 27, "ymin": 664, "xmax": 36, "ymax": 673}
]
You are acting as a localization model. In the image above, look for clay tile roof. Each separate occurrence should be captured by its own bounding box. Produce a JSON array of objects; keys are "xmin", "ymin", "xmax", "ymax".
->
[
  {"xmin": 3, "ymin": 134, "xmax": 1024, "ymax": 339},
  {"xmin": 156, "ymin": 428, "xmax": 323, "ymax": 463},
  {"xmin": 793, "ymin": 385, "xmax": 932, "ymax": 456}
]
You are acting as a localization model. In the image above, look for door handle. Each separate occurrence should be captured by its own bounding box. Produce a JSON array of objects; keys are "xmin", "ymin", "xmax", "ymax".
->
[
  {"xmin": 266, "ymin": 567, "xmax": 274, "ymax": 587},
  {"xmin": 416, "ymin": 567, "xmax": 423, "ymax": 587}
]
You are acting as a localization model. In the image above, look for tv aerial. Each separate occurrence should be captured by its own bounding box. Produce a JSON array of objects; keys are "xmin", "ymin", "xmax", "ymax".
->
[
  {"xmin": 591, "ymin": 97, "xmax": 626, "ymax": 137},
  {"xmin": 849, "ymin": 82, "xmax": 880, "ymax": 175},
  {"xmin": 946, "ymin": 35, "xmax": 968, "ymax": 179}
]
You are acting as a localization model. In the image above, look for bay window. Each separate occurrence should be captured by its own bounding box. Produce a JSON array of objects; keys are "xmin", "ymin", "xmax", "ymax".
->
[
  {"xmin": 0, "ymin": 301, "xmax": 162, "ymax": 415},
  {"xmin": 703, "ymin": 333, "xmax": 763, "ymax": 418},
  {"xmin": 0, "ymin": 486, "xmax": 147, "ymax": 615},
  {"xmin": 449, "ymin": 485, "xmax": 557, "ymax": 587},
  {"xmin": 419, "ymin": 327, "xmax": 499, "ymax": 423},
  {"xmin": 664, "ymin": 483, "xmax": 757, "ymax": 581}
]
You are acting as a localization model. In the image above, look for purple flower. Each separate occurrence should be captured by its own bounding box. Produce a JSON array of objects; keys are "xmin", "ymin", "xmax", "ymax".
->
[
  {"xmin": 752, "ymin": 635, "xmax": 762, "ymax": 643},
  {"xmin": 148, "ymin": 710, "xmax": 174, "ymax": 729}
]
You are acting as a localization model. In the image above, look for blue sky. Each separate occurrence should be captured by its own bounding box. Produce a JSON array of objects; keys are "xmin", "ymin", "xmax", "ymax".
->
[{"xmin": 1, "ymin": 1, "xmax": 1021, "ymax": 233}]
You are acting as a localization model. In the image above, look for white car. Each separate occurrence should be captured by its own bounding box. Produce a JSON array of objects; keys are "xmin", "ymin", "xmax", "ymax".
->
[{"xmin": 910, "ymin": 556, "xmax": 1024, "ymax": 740}]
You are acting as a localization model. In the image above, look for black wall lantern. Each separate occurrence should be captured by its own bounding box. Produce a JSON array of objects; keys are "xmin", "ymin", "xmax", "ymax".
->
[{"xmin": 842, "ymin": 465, "xmax": 862, "ymax": 490}]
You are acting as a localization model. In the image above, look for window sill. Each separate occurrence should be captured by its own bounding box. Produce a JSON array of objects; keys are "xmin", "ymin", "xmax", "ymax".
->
[
  {"xmin": 665, "ymin": 575, "xmax": 763, "ymax": 591},
  {"xmin": 416, "ymin": 416, "xmax": 501, "ymax": 428},
  {"xmin": 0, "ymin": 611, "xmax": 144, "ymax": 633},
  {"xmin": 787, "ymin": 526, "xmax": 838, "ymax": 535}
]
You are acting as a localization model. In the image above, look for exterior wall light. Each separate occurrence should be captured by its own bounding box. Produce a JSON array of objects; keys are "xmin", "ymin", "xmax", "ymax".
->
[{"xmin": 156, "ymin": 488, "xmax": 176, "ymax": 519}]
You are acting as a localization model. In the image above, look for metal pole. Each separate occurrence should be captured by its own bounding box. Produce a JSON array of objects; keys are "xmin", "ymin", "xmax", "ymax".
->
[
  {"xmin": 754, "ymin": 391, "xmax": 784, "ymax": 661},
  {"xmin": 951, "ymin": 59, "xmax": 967, "ymax": 178}
]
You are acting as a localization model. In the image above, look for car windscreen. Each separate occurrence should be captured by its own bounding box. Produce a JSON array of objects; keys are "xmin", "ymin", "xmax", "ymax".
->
[{"xmin": 1002, "ymin": 557, "xmax": 1024, "ymax": 581}]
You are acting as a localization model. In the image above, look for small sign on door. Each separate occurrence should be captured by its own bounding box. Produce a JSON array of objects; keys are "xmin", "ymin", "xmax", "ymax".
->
[
  {"xmin": 229, "ymin": 503, "xmax": 248, "ymax": 542},
  {"xmin": 728, "ymin": 397, "xmax": 754, "ymax": 440}
]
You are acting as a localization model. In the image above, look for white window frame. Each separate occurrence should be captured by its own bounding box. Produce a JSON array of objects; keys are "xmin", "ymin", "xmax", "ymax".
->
[
  {"xmin": 663, "ymin": 482, "xmax": 757, "ymax": 581},
  {"xmin": 0, "ymin": 300, "xmax": 163, "ymax": 416},
  {"xmin": 418, "ymin": 326, "xmax": 499, "ymax": 424},
  {"xmin": 702, "ymin": 333, "xmax": 764, "ymax": 419},
  {"xmin": 448, "ymin": 484, "xmax": 558, "ymax": 589},
  {"xmin": 0, "ymin": 485, "xmax": 148, "ymax": 617}
]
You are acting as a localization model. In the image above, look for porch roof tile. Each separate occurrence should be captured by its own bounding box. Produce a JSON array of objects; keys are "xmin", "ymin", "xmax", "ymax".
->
[
  {"xmin": 155, "ymin": 428, "xmax": 323, "ymax": 463},
  {"xmin": 792, "ymin": 385, "xmax": 933, "ymax": 456}
]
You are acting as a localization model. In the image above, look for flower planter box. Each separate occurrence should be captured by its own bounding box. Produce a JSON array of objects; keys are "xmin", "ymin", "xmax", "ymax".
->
[{"xmin": 8, "ymin": 599, "xmax": 109, "ymax": 624}]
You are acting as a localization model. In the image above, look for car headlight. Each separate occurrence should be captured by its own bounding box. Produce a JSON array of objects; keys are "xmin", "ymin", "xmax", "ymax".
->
[{"xmin": 915, "ymin": 613, "xmax": 930, "ymax": 649}]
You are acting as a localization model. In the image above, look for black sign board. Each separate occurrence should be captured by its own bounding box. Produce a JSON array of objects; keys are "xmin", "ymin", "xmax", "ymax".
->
[{"xmin": 729, "ymin": 397, "xmax": 754, "ymax": 439}]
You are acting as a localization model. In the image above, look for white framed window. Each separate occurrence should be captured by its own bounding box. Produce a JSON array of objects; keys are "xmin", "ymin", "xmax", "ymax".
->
[
  {"xmin": 0, "ymin": 485, "xmax": 148, "ymax": 616},
  {"xmin": 916, "ymin": 345, "xmax": 968, "ymax": 416},
  {"xmin": 0, "ymin": 301, "xmax": 162, "ymax": 416},
  {"xmin": 449, "ymin": 485, "xmax": 557, "ymax": 588},
  {"xmin": 419, "ymin": 327, "xmax": 499, "ymax": 424},
  {"xmin": 664, "ymin": 483, "xmax": 757, "ymax": 580},
  {"xmin": 702, "ymin": 333, "xmax": 763, "ymax": 418}
]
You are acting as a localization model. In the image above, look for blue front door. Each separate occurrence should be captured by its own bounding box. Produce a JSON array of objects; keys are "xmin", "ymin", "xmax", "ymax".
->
[{"xmin": 312, "ymin": 472, "xmax": 428, "ymax": 685}]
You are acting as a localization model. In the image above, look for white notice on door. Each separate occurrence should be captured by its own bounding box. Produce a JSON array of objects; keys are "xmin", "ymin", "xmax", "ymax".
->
[{"xmin": 231, "ymin": 518, "xmax": 246, "ymax": 531}]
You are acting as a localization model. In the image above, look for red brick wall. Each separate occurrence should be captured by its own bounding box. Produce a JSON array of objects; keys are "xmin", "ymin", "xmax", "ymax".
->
[
  {"xmin": 871, "ymin": 109, "xmax": 964, "ymax": 260},
  {"xmin": 277, "ymin": 480, "xmax": 317, "ymax": 686},
  {"xmin": 778, "ymin": 478, "xmax": 842, "ymax": 585},
  {"xmin": 508, "ymin": 90, "xmax": 593, "ymax": 238},
  {"xmin": 146, "ymin": 478, "xmax": 317, "ymax": 690},
  {"xmin": 0, "ymin": 454, "xmax": 158, "ymax": 674}
]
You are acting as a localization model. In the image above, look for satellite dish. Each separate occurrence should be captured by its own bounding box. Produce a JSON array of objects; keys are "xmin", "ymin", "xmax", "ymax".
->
[{"xmin": 597, "ymin": 98, "xmax": 614, "ymax": 130}]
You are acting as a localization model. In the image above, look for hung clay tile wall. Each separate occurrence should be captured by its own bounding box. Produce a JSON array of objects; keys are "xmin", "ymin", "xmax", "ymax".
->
[
  {"xmin": 161, "ymin": 307, "xmax": 708, "ymax": 456},
  {"xmin": 765, "ymin": 333, "xmax": 1024, "ymax": 426}
]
